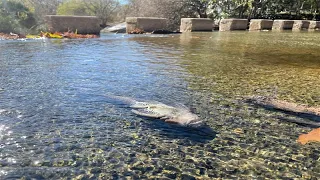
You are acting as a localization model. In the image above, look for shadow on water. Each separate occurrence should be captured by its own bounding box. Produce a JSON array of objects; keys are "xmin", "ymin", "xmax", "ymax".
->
[
  {"xmin": 244, "ymin": 97, "xmax": 320, "ymax": 127},
  {"xmin": 139, "ymin": 116, "xmax": 216, "ymax": 143},
  {"xmin": 246, "ymin": 99, "xmax": 320, "ymax": 127}
]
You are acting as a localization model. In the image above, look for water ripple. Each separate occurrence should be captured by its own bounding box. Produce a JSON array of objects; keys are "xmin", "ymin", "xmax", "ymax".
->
[{"xmin": 0, "ymin": 32, "xmax": 319, "ymax": 179}]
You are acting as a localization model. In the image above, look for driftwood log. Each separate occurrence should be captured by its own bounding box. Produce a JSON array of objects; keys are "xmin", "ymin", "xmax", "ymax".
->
[{"xmin": 246, "ymin": 96, "xmax": 320, "ymax": 127}]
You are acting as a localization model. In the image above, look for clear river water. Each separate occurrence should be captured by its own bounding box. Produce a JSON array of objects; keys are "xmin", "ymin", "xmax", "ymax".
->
[{"xmin": 0, "ymin": 31, "xmax": 320, "ymax": 179}]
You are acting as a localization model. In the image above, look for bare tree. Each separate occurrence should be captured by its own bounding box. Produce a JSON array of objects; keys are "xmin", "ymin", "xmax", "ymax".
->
[
  {"xmin": 25, "ymin": 0, "xmax": 61, "ymax": 16},
  {"xmin": 83, "ymin": 0, "xmax": 120, "ymax": 27}
]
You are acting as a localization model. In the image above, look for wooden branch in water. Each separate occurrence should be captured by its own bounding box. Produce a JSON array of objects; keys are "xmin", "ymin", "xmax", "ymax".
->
[
  {"xmin": 246, "ymin": 96, "xmax": 320, "ymax": 125},
  {"xmin": 276, "ymin": 116, "xmax": 320, "ymax": 127}
]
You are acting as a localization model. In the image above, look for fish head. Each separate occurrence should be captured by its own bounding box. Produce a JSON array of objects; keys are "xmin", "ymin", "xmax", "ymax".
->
[{"xmin": 175, "ymin": 112, "xmax": 202, "ymax": 126}]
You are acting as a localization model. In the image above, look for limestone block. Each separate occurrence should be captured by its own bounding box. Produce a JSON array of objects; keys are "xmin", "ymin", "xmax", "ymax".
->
[
  {"xmin": 272, "ymin": 20, "xmax": 294, "ymax": 30},
  {"xmin": 219, "ymin": 19, "xmax": 248, "ymax": 31},
  {"xmin": 249, "ymin": 19, "xmax": 273, "ymax": 31},
  {"xmin": 180, "ymin": 18, "xmax": 213, "ymax": 32},
  {"xmin": 45, "ymin": 15, "xmax": 102, "ymax": 34},
  {"xmin": 126, "ymin": 17, "xmax": 167, "ymax": 33},
  {"xmin": 292, "ymin": 20, "xmax": 310, "ymax": 30},
  {"xmin": 309, "ymin": 21, "xmax": 320, "ymax": 30}
]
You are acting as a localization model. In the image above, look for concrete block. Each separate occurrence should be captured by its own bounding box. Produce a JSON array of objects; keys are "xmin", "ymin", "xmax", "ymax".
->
[
  {"xmin": 249, "ymin": 19, "xmax": 273, "ymax": 31},
  {"xmin": 45, "ymin": 15, "xmax": 102, "ymax": 34},
  {"xmin": 292, "ymin": 20, "xmax": 310, "ymax": 30},
  {"xmin": 309, "ymin": 21, "xmax": 320, "ymax": 30},
  {"xmin": 219, "ymin": 19, "xmax": 248, "ymax": 31},
  {"xmin": 180, "ymin": 18, "xmax": 213, "ymax": 32},
  {"xmin": 272, "ymin": 20, "xmax": 294, "ymax": 30},
  {"xmin": 126, "ymin": 17, "xmax": 167, "ymax": 33}
]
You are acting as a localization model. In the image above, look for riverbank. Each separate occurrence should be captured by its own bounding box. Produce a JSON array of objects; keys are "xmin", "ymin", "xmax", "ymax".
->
[
  {"xmin": 0, "ymin": 31, "xmax": 99, "ymax": 40},
  {"xmin": 0, "ymin": 33, "xmax": 25, "ymax": 40}
]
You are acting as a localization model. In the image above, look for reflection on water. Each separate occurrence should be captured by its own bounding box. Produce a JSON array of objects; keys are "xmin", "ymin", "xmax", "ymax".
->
[{"xmin": 0, "ymin": 32, "xmax": 320, "ymax": 179}]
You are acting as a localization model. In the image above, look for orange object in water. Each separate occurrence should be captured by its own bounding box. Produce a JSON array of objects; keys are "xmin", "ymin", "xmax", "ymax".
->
[{"xmin": 297, "ymin": 128, "xmax": 320, "ymax": 145}]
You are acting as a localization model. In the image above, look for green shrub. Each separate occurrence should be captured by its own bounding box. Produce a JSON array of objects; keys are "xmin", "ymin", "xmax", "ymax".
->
[
  {"xmin": 0, "ymin": 0, "xmax": 36, "ymax": 33},
  {"xmin": 0, "ymin": 15, "xmax": 20, "ymax": 33}
]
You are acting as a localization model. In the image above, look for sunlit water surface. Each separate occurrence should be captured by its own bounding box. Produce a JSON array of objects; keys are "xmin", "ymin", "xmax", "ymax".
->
[{"xmin": 0, "ymin": 32, "xmax": 320, "ymax": 179}]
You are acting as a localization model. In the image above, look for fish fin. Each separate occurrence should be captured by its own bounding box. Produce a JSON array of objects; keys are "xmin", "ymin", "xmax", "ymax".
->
[
  {"xmin": 131, "ymin": 109, "xmax": 164, "ymax": 118},
  {"xmin": 130, "ymin": 102, "xmax": 149, "ymax": 109},
  {"xmin": 164, "ymin": 118, "xmax": 181, "ymax": 124}
]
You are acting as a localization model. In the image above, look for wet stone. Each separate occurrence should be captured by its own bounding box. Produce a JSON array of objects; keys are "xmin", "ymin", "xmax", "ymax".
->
[
  {"xmin": 72, "ymin": 160, "xmax": 82, "ymax": 167},
  {"xmin": 204, "ymin": 160, "xmax": 216, "ymax": 169},
  {"xmin": 20, "ymin": 159, "xmax": 32, "ymax": 167},
  {"xmin": 181, "ymin": 174, "xmax": 196, "ymax": 180},
  {"xmin": 0, "ymin": 160, "xmax": 8, "ymax": 166},
  {"xmin": 199, "ymin": 168, "xmax": 206, "ymax": 175},
  {"xmin": 159, "ymin": 149, "xmax": 170, "ymax": 155},
  {"xmin": 41, "ymin": 160, "xmax": 51, "ymax": 167},
  {"xmin": 90, "ymin": 167, "xmax": 102, "ymax": 174},
  {"xmin": 185, "ymin": 158, "xmax": 195, "ymax": 164},
  {"xmin": 164, "ymin": 165, "xmax": 180, "ymax": 173},
  {"xmin": 132, "ymin": 164, "xmax": 151, "ymax": 174},
  {"xmin": 152, "ymin": 167, "xmax": 164, "ymax": 175},
  {"xmin": 164, "ymin": 172, "xmax": 178, "ymax": 179},
  {"xmin": 123, "ymin": 170, "xmax": 135, "ymax": 177},
  {"xmin": 109, "ymin": 158, "xmax": 120, "ymax": 164}
]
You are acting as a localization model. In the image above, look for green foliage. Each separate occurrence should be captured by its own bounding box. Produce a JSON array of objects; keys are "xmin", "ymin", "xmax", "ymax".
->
[
  {"xmin": 205, "ymin": 0, "xmax": 320, "ymax": 19},
  {"xmin": 56, "ymin": 0, "xmax": 93, "ymax": 16},
  {"xmin": 0, "ymin": 16, "xmax": 19, "ymax": 33},
  {"xmin": 0, "ymin": 0, "xmax": 36, "ymax": 33}
]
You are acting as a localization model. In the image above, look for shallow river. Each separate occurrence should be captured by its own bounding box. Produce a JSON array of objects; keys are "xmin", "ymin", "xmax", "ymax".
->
[{"xmin": 0, "ymin": 31, "xmax": 320, "ymax": 179}]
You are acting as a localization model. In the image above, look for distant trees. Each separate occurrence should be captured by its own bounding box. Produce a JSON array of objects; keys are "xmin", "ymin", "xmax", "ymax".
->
[
  {"xmin": 57, "ymin": 0, "xmax": 92, "ymax": 16},
  {"xmin": 0, "ymin": 0, "xmax": 121, "ymax": 33},
  {"xmin": 207, "ymin": 0, "xmax": 320, "ymax": 19},
  {"xmin": 124, "ymin": 0, "xmax": 320, "ymax": 30},
  {"xmin": 183, "ymin": 0, "xmax": 211, "ymax": 18},
  {"xmin": 0, "ymin": 0, "xmax": 36, "ymax": 33},
  {"xmin": 23, "ymin": 0, "xmax": 61, "ymax": 22},
  {"xmin": 126, "ymin": 0, "xmax": 320, "ymax": 22},
  {"xmin": 16, "ymin": 0, "xmax": 61, "ymax": 32},
  {"xmin": 125, "ymin": 0, "xmax": 211, "ymax": 30},
  {"xmin": 57, "ymin": 0, "xmax": 120, "ymax": 27},
  {"xmin": 83, "ymin": 0, "xmax": 120, "ymax": 27}
]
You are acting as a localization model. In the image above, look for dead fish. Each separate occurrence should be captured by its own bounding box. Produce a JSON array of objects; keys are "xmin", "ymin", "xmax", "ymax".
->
[{"xmin": 106, "ymin": 94, "xmax": 202, "ymax": 126}]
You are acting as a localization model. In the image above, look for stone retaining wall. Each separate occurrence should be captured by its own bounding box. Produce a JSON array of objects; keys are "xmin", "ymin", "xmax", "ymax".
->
[
  {"xmin": 272, "ymin": 20, "xmax": 294, "ymax": 30},
  {"xmin": 126, "ymin": 17, "xmax": 167, "ymax": 33},
  {"xmin": 219, "ymin": 19, "xmax": 248, "ymax": 31},
  {"xmin": 180, "ymin": 18, "xmax": 213, "ymax": 32},
  {"xmin": 249, "ymin": 19, "xmax": 273, "ymax": 31},
  {"xmin": 45, "ymin": 15, "xmax": 102, "ymax": 34}
]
